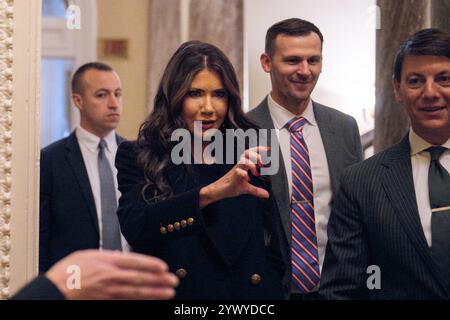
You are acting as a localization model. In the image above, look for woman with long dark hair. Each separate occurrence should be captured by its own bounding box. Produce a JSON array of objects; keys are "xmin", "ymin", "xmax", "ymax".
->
[{"xmin": 116, "ymin": 41, "xmax": 286, "ymax": 299}]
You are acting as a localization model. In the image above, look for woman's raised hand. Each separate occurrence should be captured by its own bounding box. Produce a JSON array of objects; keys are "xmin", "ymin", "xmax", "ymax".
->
[{"xmin": 199, "ymin": 146, "xmax": 270, "ymax": 208}]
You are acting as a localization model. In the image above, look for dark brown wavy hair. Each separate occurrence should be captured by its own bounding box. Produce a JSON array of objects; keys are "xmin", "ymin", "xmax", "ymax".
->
[{"xmin": 137, "ymin": 40, "xmax": 256, "ymax": 201}]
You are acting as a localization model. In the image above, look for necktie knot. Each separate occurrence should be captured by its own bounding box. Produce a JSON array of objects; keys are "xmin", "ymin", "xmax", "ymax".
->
[
  {"xmin": 287, "ymin": 116, "xmax": 306, "ymax": 133},
  {"xmin": 427, "ymin": 146, "xmax": 447, "ymax": 162},
  {"xmin": 99, "ymin": 139, "xmax": 107, "ymax": 151}
]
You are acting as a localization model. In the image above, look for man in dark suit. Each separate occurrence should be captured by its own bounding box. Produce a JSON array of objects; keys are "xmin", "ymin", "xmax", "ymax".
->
[
  {"xmin": 247, "ymin": 18, "xmax": 362, "ymax": 299},
  {"xmin": 40, "ymin": 62, "xmax": 127, "ymax": 273},
  {"xmin": 319, "ymin": 28, "xmax": 450, "ymax": 299}
]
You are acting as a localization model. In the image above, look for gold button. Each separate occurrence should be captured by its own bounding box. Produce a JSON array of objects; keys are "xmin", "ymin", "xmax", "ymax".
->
[
  {"xmin": 167, "ymin": 224, "xmax": 174, "ymax": 232},
  {"xmin": 174, "ymin": 222, "xmax": 181, "ymax": 230},
  {"xmin": 176, "ymin": 268, "xmax": 187, "ymax": 279},
  {"xmin": 160, "ymin": 226, "xmax": 167, "ymax": 234},
  {"xmin": 187, "ymin": 217, "xmax": 194, "ymax": 225},
  {"xmin": 250, "ymin": 273, "xmax": 261, "ymax": 285},
  {"xmin": 180, "ymin": 220, "xmax": 187, "ymax": 228}
]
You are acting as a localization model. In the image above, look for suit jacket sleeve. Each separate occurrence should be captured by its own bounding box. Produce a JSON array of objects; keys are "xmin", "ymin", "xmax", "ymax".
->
[
  {"xmin": 350, "ymin": 117, "xmax": 363, "ymax": 162},
  {"xmin": 115, "ymin": 141, "xmax": 207, "ymax": 250},
  {"xmin": 319, "ymin": 169, "xmax": 370, "ymax": 299},
  {"xmin": 39, "ymin": 150, "xmax": 52, "ymax": 273},
  {"xmin": 11, "ymin": 276, "xmax": 65, "ymax": 300}
]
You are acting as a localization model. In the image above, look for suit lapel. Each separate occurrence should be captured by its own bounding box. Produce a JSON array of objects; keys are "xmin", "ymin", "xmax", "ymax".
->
[
  {"xmin": 65, "ymin": 132, "xmax": 99, "ymax": 235},
  {"xmin": 313, "ymin": 102, "xmax": 340, "ymax": 196},
  {"xmin": 116, "ymin": 134, "xmax": 125, "ymax": 145},
  {"xmin": 380, "ymin": 135, "xmax": 448, "ymax": 294}
]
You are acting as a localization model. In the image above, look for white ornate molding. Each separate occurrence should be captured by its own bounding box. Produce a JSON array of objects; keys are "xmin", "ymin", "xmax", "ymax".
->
[
  {"xmin": 1, "ymin": 0, "xmax": 41, "ymax": 298},
  {"xmin": 0, "ymin": 0, "xmax": 14, "ymax": 300}
]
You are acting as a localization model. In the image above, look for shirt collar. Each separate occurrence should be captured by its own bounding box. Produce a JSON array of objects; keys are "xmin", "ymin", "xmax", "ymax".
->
[
  {"xmin": 76, "ymin": 126, "xmax": 116, "ymax": 153},
  {"xmin": 267, "ymin": 93, "xmax": 317, "ymax": 130},
  {"xmin": 409, "ymin": 128, "xmax": 450, "ymax": 155}
]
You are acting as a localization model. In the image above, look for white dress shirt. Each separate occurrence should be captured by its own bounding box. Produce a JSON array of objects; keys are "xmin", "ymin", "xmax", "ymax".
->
[
  {"xmin": 267, "ymin": 94, "xmax": 332, "ymax": 275},
  {"xmin": 76, "ymin": 126, "xmax": 129, "ymax": 251},
  {"xmin": 409, "ymin": 129, "xmax": 450, "ymax": 247}
]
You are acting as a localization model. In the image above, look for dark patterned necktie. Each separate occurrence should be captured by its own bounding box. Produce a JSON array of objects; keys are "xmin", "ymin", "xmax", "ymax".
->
[
  {"xmin": 427, "ymin": 146, "xmax": 450, "ymax": 288},
  {"xmin": 98, "ymin": 139, "xmax": 122, "ymax": 250}
]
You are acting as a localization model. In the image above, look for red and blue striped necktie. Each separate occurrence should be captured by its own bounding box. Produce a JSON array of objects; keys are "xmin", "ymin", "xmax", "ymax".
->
[{"xmin": 287, "ymin": 116, "xmax": 320, "ymax": 293}]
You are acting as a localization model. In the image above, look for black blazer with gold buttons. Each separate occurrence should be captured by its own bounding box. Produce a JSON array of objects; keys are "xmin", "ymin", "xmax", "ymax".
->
[{"xmin": 115, "ymin": 141, "xmax": 286, "ymax": 299}]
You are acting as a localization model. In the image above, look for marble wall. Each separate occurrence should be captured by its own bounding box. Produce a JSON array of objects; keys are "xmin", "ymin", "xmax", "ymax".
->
[
  {"xmin": 189, "ymin": 0, "xmax": 243, "ymax": 90},
  {"xmin": 148, "ymin": 0, "xmax": 182, "ymax": 111},
  {"xmin": 432, "ymin": 0, "xmax": 450, "ymax": 30}
]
